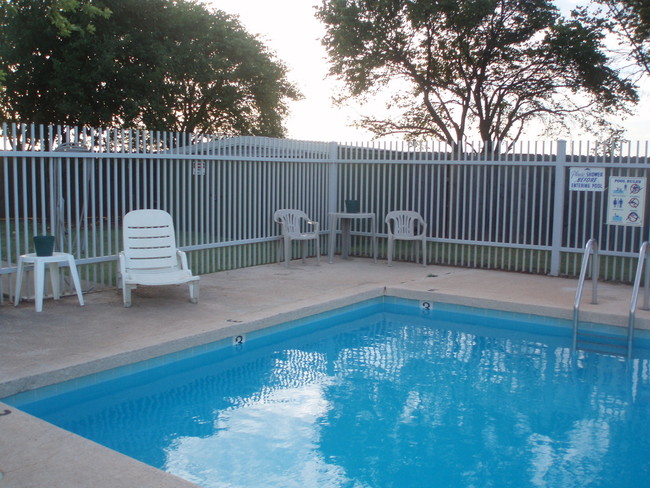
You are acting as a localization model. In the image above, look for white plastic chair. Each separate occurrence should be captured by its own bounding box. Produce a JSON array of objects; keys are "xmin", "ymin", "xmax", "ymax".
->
[
  {"xmin": 119, "ymin": 209, "xmax": 199, "ymax": 307},
  {"xmin": 385, "ymin": 210, "xmax": 427, "ymax": 267},
  {"xmin": 273, "ymin": 209, "xmax": 320, "ymax": 267}
]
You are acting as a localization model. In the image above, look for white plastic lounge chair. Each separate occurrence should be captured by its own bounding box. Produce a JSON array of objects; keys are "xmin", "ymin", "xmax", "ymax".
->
[
  {"xmin": 273, "ymin": 209, "xmax": 320, "ymax": 267},
  {"xmin": 119, "ymin": 209, "xmax": 199, "ymax": 307},
  {"xmin": 385, "ymin": 210, "xmax": 427, "ymax": 267}
]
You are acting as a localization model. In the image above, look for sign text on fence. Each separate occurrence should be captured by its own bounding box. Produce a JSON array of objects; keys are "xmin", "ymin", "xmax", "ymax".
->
[
  {"xmin": 607, "ymin": 176, "xmax": 646, "ymax": 227},
  {"xmin": 569, "ymin": 168, "xmax": 605, "ymax": 192}
]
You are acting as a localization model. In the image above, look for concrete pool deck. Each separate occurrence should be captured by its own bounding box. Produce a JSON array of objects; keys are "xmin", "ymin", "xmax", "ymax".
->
[{"xmin": 1, "ymin": 258, "xmax": 649, "ymax": 488}]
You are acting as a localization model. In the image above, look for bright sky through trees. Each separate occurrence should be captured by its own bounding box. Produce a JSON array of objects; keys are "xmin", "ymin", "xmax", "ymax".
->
[
  {"xmin": 208, "ymin": 0, "xmax": 365, "ymax": 142},
  {"xmin": 210, "ymin": 0, "xmax": 650, "ymax": 143}
]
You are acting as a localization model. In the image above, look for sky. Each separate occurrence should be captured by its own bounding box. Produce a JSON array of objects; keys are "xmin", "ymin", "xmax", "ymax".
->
[
  {"xmin": 209, "ymin": 0, "xmax": 365, "ymax": 143},
  {"xmin": 208, "ymin": 0, "xmax": 650, "ymax": 144}
]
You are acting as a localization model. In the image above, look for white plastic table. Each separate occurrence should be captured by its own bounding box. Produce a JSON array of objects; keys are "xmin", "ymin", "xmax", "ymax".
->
[
  {"xmin": 328, "ymin": 212, "xmax": 378, "ymax": 264},
  {"xmin": 14, "ymin": 252, "xmax": 85, "ymax": 312}
]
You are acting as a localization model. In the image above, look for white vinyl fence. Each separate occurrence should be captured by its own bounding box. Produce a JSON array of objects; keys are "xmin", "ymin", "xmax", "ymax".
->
[{"xmin": 2, "ymin": 124, "xmax": 650, "ymax": 303}]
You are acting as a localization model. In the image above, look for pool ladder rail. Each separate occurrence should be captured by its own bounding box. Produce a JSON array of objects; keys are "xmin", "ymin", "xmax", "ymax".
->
[
  {"xmin": 573, "ymin": 239, "xmax": 650, "ymax": 359},
  {"xmin": 572, "ymin": 238, "xmax": 606, "ymax": 355},
  {"xmin": 628, "ymin": 241, "xmax": 650, "ymax": 360}
]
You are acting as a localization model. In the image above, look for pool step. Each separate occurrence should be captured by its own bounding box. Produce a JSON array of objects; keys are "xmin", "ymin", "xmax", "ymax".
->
[{"xmin": 576, "ymin": 331, "xmax": 628, "ymax": 357}]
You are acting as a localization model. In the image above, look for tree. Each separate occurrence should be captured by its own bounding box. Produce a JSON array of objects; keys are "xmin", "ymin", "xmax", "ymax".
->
[
  {"xmin": 0, "ymin": 0, "xmax": 300, "ymax": 136},
  {"xmin": 316, "ymin": 0, "xmax": 638, "ymax": 147},
  {"xmin": 0, "ymin": 0, "xmax": 109, "ymax": 92},
  {"xmin": 128, "ymin": 2, "xmax": 300, "ymax": 135},
  {"xmin": 41, "ymin": 0, "xmax": 109, "ymax": 37},
  {"xmin": 582, "ymin": 0, "xmax": 650, "ymax": 77}
]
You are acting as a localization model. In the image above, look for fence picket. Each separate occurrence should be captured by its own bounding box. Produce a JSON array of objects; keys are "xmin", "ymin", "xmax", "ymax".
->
[{"xmin": 2, "ymin": 124, "xmax": 650, "ymax": 303}]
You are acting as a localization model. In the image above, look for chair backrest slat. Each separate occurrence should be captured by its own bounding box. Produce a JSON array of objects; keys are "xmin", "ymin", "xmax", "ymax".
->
[
  {"xmin": 123, "ymin": 209, "xmax": 179, "ymax": 270},
  {"xmin": 274, "ymin": 209, "xmax": 310, "ymax": 236},
  {"xmin": 385, "ymin": 210, "xmax": 425, "ymax": 237}
]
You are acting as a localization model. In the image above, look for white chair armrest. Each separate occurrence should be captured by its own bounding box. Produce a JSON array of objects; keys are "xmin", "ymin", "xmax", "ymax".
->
[
  {"xmin": 176, "ymin": 249, "xmax": 190, "ymax": 270},
  {"xmin": 307, "ymin": 220, "xmax": 320, "ymax": 234},
  {"xmin": 118, "ymin": 251, "xmax": 127, "ymax": 274}
]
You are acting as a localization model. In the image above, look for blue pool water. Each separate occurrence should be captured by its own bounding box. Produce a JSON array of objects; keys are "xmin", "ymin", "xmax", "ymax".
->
[{"xmin": 4, "ymin": 297, "xmax": 650, "ymax": 488}]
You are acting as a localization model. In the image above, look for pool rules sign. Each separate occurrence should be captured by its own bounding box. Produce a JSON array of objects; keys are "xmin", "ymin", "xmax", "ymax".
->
[{"xmin": 607, "ymin": 176, "xmax": 646, "ymax": 227}]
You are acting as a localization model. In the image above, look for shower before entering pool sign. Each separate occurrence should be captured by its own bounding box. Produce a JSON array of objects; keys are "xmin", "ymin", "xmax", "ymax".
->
[
  {"xmin": 607, "ymin": 176, "xmax": 646, "ymax": 227},
  {"xmin": 569, "ymin": 168, "xmax": 605, "ymax": 191}
]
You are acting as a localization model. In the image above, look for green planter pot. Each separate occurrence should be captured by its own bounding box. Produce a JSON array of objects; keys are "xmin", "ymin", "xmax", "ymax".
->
[
  {"xmin": 345, "ymin": 199, "xmax": 360, "ymax": 213},
  {"xmin": 33, "ymin": 235, "xmax": 55, "ymax": 256}
]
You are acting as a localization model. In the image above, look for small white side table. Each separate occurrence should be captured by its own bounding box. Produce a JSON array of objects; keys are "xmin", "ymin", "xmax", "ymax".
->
[
  {"xmin": 14, "ymin": 252, "xmax": 85, "ymax": 312},
  {"xmin": 328, "ymin": 212, "xmax": 378, "ymax": 264}
]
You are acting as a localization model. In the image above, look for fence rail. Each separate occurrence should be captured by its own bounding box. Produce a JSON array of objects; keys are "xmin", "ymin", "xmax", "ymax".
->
[{"xmin": 2, "ymin": 123, "xmax": 650, "ymax": 303}]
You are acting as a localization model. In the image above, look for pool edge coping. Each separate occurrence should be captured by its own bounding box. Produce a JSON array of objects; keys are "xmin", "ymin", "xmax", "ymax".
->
[
  {"xmin": 2, "ymin": 285, "xmax": 641, "ymax": 400},
  {"xmin": 1, "ymin": 283, "xmax": 647, "ymax": 488}
]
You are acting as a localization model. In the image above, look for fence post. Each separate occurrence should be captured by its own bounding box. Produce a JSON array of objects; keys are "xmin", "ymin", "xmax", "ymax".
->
[
  {"xmin": 550, "ymin": 139, "xmax": 567, "ymax": 276},
  {"xmin": 327, "ymin": 142, "xmax": 339, "ymax": 217}
]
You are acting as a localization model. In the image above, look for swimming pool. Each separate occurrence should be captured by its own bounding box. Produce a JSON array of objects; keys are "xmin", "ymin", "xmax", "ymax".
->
[{"xmin": 4, "ymin": 297, "xmax": 650, "ymax": 488}]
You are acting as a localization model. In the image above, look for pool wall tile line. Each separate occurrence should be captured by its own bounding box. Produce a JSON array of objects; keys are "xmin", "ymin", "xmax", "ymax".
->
[
  {"xmin": 0, "ymin": 288, "xmax": 386, "ymax": 399},
  {"xmin": 2, "ymin": 284, "xmax": 648, "ymax": 401},
  {"xmin": 385, "ymin": 285, "xmax": 648, "ymax": 329},
  {"xmin": 4, "ymin": 293, "xmax": 649, "ymax": 488},
  {"xmin": 6, "ymin": 294, "xmax": 650, "ymax": 409}
]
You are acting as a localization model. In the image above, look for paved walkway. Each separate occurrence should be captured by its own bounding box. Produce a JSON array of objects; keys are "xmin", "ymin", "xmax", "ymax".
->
[{"xmin": 1, "ymin": 259, "xmax": 648, "ymax": 488}]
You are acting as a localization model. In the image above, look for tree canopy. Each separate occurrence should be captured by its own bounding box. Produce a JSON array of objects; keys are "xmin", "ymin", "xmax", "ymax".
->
[
  {"xmin": 0, "ymin": 0, "xmax": 300, "ymax": 136},
  {"xmin": 317, "ymin": 0, "xmax": 638, "ymax": 146},
  {"xmin": 583, "ymin": 0, "xmax": 650, "ymax": 77}
]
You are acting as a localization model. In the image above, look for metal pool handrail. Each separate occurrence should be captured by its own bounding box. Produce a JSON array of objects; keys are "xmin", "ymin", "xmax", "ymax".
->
[
  {"xmin": 628, "ymin": 241, "xmax": 650, "ymax": 360},
  {"xmin": 572, "ymin": 238, "xmax": 599, "ymax": 352}
]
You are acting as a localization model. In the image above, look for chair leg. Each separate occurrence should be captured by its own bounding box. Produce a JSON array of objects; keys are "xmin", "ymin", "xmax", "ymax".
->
[
  {"xmin": 315, "ymin": 238, "xmax": 321, "ymax": 266},
  {"xmin": 284, "ymin": 238, "xmax": 291, "ymax": 267},
  {"xmin": 34, "ymin": 261, "xmax": 46, "ymax": 312},
  {"xmin": 123, "ymin": 284, "xmax": 133, "ymax": 307},
  {"xmin": 189, "ymin": 281, "xmax": 199, "ymax": 304},
  {"xmin": 14, "ymin": 258, "xmax": 25, "ymax": 306},
  {"xmin": 387, "ymin": 237, "xmax": 394, "ymax": 266},
  {"xmin": 48, "ymin": 262, "xmax": 61, "ymax": 300},
  {"xmin": 301, "ymin": 240, "xmax": 307, "ymax": 264},
  {"xmin": 421, "ymin": 238, "xmax": 427, "ymax": 267},
  {"xmin": 65, "ymin": 255, "xmax": 85, "ymax": 305}
]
